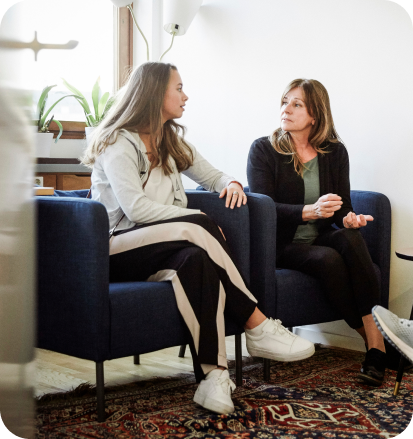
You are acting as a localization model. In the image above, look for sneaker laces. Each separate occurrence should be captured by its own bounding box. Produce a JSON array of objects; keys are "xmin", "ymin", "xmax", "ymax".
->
[
  {"xmin": 216, "ymin": 375, "xmax": 236, "ymax": 395},
  {"xmin": 267, "ymin": 318, "xmax": 295, "ymax": 337}
]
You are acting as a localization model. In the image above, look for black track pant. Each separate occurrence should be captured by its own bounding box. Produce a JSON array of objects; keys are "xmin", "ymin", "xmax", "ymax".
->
[
  {"xmin": 279, "ymin": 227, "xmax": 380, "ymax": 329},
  {"xmin": 109, "ymin": 214, "xmax": 257, "ymax": 378}
]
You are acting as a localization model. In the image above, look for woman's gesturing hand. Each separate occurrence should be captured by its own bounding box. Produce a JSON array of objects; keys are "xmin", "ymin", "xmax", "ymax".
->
[
  {"xmin": 219, "ymin": 182, "xmax": 247, "ymax": 209},
  {"xmin": 303, "ymin": 193, "xmax": 343, "ymax": 220},
  {"xmin": 343, "ymin": 211, "xmax": 374, "ymax": 229}
]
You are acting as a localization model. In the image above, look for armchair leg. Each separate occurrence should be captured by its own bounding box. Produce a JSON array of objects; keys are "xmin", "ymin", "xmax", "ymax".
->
[
  {"xmin": 96, "ymin": 361, "xmax": 105, "ymax": 422},
  {"xmin": 133, "ymin": 355, "xmax": 140, "ymax": 365},
  {"xmin": 263, "ymin": 358, "xmax": 271, "ymax": 381},
  {"xmin": 394, "ymin": 355, "xmax": 407, "ymax": 396},
  {"xmin": 178, "ymin": 344, "xmax": 186, "ymax": 358},
  {"xmin": 235, "ymin": 334, "xmax": 242, "ymax": 386}
]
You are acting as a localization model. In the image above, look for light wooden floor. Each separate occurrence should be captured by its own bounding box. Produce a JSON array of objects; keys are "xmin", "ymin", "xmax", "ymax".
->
[{"xmin": 34, "ymin": 335, "xmax": 249, "ymax": 398}]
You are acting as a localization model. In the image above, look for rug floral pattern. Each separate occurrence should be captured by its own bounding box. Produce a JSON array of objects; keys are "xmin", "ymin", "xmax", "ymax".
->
[{"xmin": 36, "ymin": 347, "xmax": 413, "ymax": 438}]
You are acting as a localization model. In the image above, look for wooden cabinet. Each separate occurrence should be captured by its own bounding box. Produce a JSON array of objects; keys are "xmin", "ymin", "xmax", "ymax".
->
[
  {"xmin": 36, "ymin": 158, "xmax": 91, "ymax": 191},
  {"xmin": 36, "ymin": 173, "xmax": 91, "ymax": 190}
]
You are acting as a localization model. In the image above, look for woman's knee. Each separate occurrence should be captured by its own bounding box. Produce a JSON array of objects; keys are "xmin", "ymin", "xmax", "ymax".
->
[
  {"xmin": 194, "ymin": 213, "xmax": 218, "ymax": 230},
  {"xmin": 312, "ymin": 247, "xmax": 345, "ymax": 271},
  {"xmin": 315, "ymin": 247, "xmax": 346, "ymax": 274},
  {"xmin": 183, "ymin": 245, "xmax": 209, "ymax": 261},
  {"xmin": 335, "ymin": 228, "xmax": 366, "ymax": 249}
]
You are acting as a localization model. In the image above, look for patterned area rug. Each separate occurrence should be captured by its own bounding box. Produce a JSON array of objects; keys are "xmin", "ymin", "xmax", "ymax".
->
[{"xmin": 35, "ymin": 346, "xmax": 413, "ymax": 438}]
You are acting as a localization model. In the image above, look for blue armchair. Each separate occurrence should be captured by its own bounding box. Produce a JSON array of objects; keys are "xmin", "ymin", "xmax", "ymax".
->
[
  {"xmin": 36, "ymin": 190, "xmax": 261, "ymax": 422},
  {"xmin": 245, "ymin": 188, "xmax": 391, "ymax": 378}
]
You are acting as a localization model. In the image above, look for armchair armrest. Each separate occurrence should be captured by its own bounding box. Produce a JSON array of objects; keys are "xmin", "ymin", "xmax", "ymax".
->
[
  {"xmin": 350, "ymin": 190, "xmax": 391, "ymax": 307},
  {"xmin": 36, "ymin": 197, "xmax": 111, "ymax": 361},
  {"xmin": 186, "ymin": 190, "xmax": 250, "ymax": 284},
  {"xmin": 245, "ymin": 193, "xmax": 277, "ymax": 318}
]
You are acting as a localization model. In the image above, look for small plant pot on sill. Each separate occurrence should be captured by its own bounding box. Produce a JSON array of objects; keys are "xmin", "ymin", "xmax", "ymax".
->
[
  {"xmin": 85, "ymin": 127, "xmax": 95, "ymax": 145},
  {"xmin": 35, "ymin": 132, "xmax": 54, "ymax": 157}
]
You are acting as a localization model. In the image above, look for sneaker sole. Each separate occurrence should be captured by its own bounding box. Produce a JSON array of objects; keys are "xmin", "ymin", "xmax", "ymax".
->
[
  {"xmin": 193, "ymin": 393, "xmax": 234, "ymax": 414},
  {"xmin": 372, "ymin": 309, "xmax": 413, "ymax": 364},
  {"xmin": 247, "ymin": 344, "xmax": 315, "ymax": 362}
]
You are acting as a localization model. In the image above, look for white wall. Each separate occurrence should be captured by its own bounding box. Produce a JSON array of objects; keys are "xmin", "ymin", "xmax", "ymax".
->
[{"xmin": 134, "ymin": 0, "xmax": 413, "ymax": 346}]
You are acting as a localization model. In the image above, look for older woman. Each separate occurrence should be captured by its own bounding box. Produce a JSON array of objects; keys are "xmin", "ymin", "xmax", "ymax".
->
[{"xmin": 247, "ymin": 78, "xmax": 386, "ymax": 386}]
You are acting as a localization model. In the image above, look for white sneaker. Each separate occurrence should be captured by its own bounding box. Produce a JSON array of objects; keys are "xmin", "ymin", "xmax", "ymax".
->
[
  {"xmin": 246, "ymin": 318, "xmax": 315, "ymax": 361},
  {"xmin": 193, "ymin": 368, "xmax": 236, "ymax": 414},
  {"xmin": 372, "ymin": 305, "xmax": 413, "ymax": 363}
]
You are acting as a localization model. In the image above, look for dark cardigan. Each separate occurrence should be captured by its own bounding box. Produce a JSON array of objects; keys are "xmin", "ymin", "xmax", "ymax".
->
[{"xmin": 247, "ymin": 136, "xmax": 353, "ymax": 258}]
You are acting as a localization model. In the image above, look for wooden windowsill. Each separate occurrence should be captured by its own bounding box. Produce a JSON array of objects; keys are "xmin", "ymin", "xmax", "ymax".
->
[{"xmin": 48, "ymin": 121, "xmax": 86, "ymax": 140}]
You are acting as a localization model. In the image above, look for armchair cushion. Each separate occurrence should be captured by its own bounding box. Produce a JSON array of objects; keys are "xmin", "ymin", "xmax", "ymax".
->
[{"xmin": 54, "ymin": 189, "xmax": 89, "ymax": 198}]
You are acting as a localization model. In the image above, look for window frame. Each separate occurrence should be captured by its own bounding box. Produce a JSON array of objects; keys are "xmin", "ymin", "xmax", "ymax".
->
[{"xmin": 49, "ymin": 5, "xmax": 133, "ymax": 140}]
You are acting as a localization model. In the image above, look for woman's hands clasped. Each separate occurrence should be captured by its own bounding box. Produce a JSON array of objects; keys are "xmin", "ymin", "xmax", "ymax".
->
[
  {"xmin": 302, "ymin": 193, "xmax": 373, "ymax": 229},
  {"xmin": 303, "ymin": 193, "xmax": 342, "ymax": 220},
  {"xmin": 219, "ymin": 182, "xmax": 247, "ymax": 209}
]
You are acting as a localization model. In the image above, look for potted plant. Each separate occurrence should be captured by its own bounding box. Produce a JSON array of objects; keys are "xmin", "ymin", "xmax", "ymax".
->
[
  {"xmin": 35, "ymin": 85, "xmax": 80, "ymax": 157},
  {"xmin": 62, "ymin": 77, "xmax": 113, "ymax": 142}
]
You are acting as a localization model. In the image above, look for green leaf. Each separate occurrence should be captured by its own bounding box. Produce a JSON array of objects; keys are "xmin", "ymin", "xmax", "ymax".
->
[
  {"xmin": 61, "ymin": 78, "xmax": 85, "ymax": 100},
  {"xmin": 44, "ymin": 114, "xmax": 54, "ymax": 130},
  {"xmin": 97, "ymin": 92, "xmax": 110, "ymax": 119},
  {"xmin": 62, "ymin": 78, "xmax": 92, "ymax": 115},
  {"xmin": 37, "ymin": 85, "xmax": 56, "ymax": 119},
  {"xmin": 91, "ymin": 77, "xmax": 101, "ymax": 120},
  {"xmin": 40, "ymin": 94, "xmax": 82, "ymax": 127},
  {"xmin": 54, "ymin": 120, "xmax": 63, "ymax": 143},
  {"xmin": 73, "ymin": 96, "xmax": 91, "ymax": 117},
  {"xmin": 101, "ymin": 95, "xmax": 115, "ymax": 120},
  {"xmin": 83, "ymin": 108, "xmax": 96, "ymax": 127}
]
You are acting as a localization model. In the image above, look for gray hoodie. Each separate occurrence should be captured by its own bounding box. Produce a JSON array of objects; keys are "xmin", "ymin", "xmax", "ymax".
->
[{"xmin": 91, "ymin": 130, "xmax": 236, "ymax": 231}]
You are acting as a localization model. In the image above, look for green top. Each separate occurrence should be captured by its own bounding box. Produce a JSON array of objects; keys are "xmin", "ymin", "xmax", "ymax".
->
[{"xmin": 292, "ymin": 156, "xmax": 320, "ymax": 245}]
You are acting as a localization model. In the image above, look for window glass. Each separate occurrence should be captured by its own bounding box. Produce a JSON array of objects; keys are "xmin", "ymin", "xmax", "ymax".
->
[{"xmin": 1, "ymin": 0, "xmax": 114, "ymax": 122}]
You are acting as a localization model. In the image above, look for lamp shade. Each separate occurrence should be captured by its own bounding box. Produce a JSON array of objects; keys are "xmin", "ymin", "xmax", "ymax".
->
[
  {"xmin": 163, "ymin": 0, "xmax": 203, "ymax": 36},
  {"xmin": 109, "ymin": 0, "xmax": 131, "ymax": 7}
]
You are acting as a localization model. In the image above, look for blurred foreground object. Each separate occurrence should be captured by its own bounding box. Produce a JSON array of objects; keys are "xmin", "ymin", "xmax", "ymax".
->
[{"xmin": 0, "ymin": 85, "xmax": 35, "ymax": 438}]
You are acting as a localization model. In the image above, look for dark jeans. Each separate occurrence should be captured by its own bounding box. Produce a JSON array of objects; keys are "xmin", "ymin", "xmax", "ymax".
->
[{"xmin": 278, "ymin": 227, "xmax": 380, "ymax": 329}]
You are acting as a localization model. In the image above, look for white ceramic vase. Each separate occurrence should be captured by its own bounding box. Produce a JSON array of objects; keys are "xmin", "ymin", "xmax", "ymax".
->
[
  {"xmin": 85, "ymin": 127, "xmax": 95, "ymax": 145},
  {"xmin": 35, "ymin": 132, "xmax": 54, "ymax": 157}
]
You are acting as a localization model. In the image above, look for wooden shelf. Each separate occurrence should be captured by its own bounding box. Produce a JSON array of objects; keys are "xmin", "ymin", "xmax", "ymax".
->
[
  {"xmin": 35, "ymin": 158, "xmax": 91, "ymax": 190},
  {"xmin": 36, "ymin": 158, "xmax": 82, "ymax": 165}
]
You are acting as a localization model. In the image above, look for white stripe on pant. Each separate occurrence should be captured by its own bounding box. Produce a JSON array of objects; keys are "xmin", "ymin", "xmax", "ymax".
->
[{"xmin": 109, "ymin": 214, "xmax": 257, "ymax": 377}]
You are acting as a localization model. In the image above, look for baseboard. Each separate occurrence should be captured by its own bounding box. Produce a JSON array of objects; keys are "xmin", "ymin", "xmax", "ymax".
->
[{"xmin": 294, "ymin": 327, "xmax": 366, "ymax": 352}]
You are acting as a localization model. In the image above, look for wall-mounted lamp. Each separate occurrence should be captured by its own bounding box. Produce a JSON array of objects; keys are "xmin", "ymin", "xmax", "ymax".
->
[
  {"xmin": 161, "ymin": 0, "xmax": 202, "ymax": 60},
  {"xmin": 110, "ymin": 0, "xmax": 202, "ymax": 62}
]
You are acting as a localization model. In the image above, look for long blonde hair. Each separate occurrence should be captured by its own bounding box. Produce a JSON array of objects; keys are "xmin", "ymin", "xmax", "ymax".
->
[
  {"xmin": 270, "ymin": 78, "xmax": 342, "ymax": 176},
  {"xmin": 81, "ymin": 62, "xmax": 193, "ymax": 173}
]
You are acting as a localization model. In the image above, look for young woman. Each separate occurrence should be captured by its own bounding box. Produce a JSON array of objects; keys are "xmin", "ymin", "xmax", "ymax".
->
[
  {"xmin": 247, "ymin": 79, "xmax": 386, "ymax": 386},
  {"xmin": 81, "ymin": 63, "xmax": 314, "ymax": 415}
]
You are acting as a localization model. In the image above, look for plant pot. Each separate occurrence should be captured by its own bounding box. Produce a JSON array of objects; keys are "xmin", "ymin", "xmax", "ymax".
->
[
  {"xmin": 35, "ymin": 132, "xmax": 54, "ymax": 157},
  {"xmin": 85, "ymin": 127, "xmax": 95, "ymax": 145}
]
